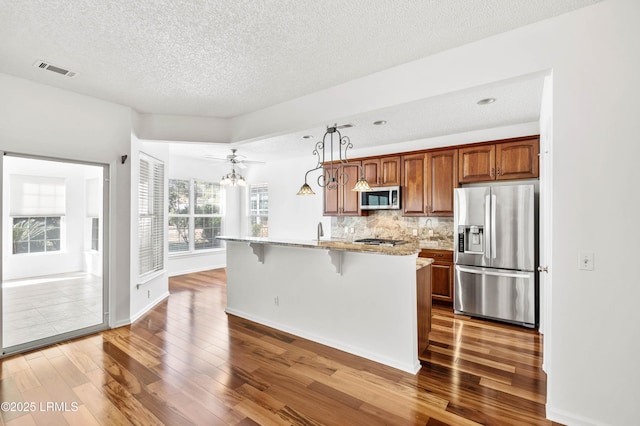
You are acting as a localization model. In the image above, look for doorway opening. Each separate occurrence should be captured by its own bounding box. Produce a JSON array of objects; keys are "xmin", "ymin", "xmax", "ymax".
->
[{"xmin": 1, "ymin": 153, "xmax": 109, "ymax": 354}]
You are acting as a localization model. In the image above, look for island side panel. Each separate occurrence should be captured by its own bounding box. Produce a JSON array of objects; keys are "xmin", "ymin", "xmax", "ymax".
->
[{"xmin": 225, "ymin": 241, "xmax": 420, "ymax": 374}]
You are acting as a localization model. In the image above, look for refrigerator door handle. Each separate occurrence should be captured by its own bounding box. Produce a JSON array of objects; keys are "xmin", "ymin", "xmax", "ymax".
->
[
  {"xmin": 491, "ymin": 194, "xmax": 497, "ymax": 259},
  {"xmin": 485, "ymin": 194, "xmax": 491, "ymax": 261},
  {"xmin": 456, "ymin": 265, "xmax": 532, "ymax": 279}
]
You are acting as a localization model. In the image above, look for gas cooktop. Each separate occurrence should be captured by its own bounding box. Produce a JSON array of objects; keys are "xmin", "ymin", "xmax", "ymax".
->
[{"xmin": 352, "ymin": 238, "xmax": 407, "ymax": 247}]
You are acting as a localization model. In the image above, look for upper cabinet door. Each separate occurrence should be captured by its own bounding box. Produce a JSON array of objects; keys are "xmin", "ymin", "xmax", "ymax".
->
[
  {"xmin": 362, "ymin": 156, "xmax": 401, "ymax": 186},
  {"xmin": 426, "ymin": 149, "xmax": 458, "ymax": 216},
  {"xmin": 496, "ymin": 138, "xmax": 539, "ymax": 180},
  {"xmin": 380, "ymin": 156, "xmax": 401, "ymax": 186},
  {"xmin": 323, "ymin": 165, "xmax": 339, "ymax": 215},
  {"xmin": 340, "ymin": 163, "xmax": 362, "ymax": 215},
  {"xmin": 402, "ymin": 153, "xmax": 428, "ymax": 216},
  {"xmin": 458, "ymin": 145, "xmax": 496, "ymax": 183},
  {"xmin": 323, "ymin": 162, "xmax": 363, "ymax": 216},
  {"xmin": 362, "ymin": 158, "xmax": 380, "ymax": 186}
]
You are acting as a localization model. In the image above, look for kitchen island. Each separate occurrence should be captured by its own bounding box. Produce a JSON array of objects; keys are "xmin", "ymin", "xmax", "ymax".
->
[{"xmin": 218, "ymin": 236, "xmax": 428, "ymax": 374}]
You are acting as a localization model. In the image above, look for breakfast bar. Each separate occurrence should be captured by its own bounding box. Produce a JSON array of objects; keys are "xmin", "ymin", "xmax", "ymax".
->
[{"xmin": 218, "ymin": 236, "xmax": 427, "ymax": 374}]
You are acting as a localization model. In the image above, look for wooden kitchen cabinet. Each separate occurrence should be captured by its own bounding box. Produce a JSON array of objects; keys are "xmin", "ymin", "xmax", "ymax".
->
[
  {"xmin": 458, "ymin": 144, "xmax": 496, "ymax": 183},
  {"xmin": 323, "ymin": 162, "xmax": 363, "ymax": 216},
  {"xmin": 419, "ymin": 249, "xmax": 454, "ymax": 302},
  {"xmin": 496, "ymin": 138, "xmax": 539, "ymax": 180},
  {"xmin": 458, "ymin": 136, "xmax": 539, "ymax": 183},
  {"xmin": 402, "ymin": 153, "xmax": 428, "ymax": 216},
  {"xmin": 416, "ymin": 263, "xmax": 432, "ymax": 356},
  {"xmin": 362, "ymin": 155, "xmax": 401, "ymax": 187},
  {"xmin": 426, "ymin": 149, "xmax": 458, "ymax": 216},
  {"xmin": 402, "ymin": 150, "xmax": 457, "ymax": 217}
]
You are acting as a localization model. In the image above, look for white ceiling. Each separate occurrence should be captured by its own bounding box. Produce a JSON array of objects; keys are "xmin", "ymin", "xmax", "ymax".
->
[{"xmin": 0, "ymin": 0, "xmax": 600, "ymax": 161}]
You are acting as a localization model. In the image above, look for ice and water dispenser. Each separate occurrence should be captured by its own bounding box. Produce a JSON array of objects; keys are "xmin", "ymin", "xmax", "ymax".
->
[{"xmin": 457, "ymin": 225, "xmax": 485, "ymax": 254}]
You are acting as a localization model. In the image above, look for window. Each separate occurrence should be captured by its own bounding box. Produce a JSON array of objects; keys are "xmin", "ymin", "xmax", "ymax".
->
[
  {"xmin": 139, "ymin": 153, "xmax": 164, "ymax": 276},
  {"xmin": 10, "ymin": 174, "xmax": 66, "ymax": 255},
  {"xmin": 12, "ymin": 216, "xmax": 61, "ymax": 254},
  {"xmin": 248, "ymin": 184, "xmax": 268, "ymax": 237},
  {"xmin": 168, "ymin": 178, "xmax": 223, "ymax": 253}
]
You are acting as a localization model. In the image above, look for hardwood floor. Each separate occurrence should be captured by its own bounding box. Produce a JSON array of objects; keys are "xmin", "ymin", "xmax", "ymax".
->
[{"xmin": 0, "ymin": 269, "xmax": 559, "ymax": 425}]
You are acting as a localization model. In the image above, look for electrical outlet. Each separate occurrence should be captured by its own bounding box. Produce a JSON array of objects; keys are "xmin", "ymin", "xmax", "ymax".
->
[
  {"xmin": 579, "ymin": 252, "xmax": 594, "ymax": 271},
  {"xmin": 428, "ymin": 229, "xmax": 434, "ymax": 237},
  {"xmin": 412, "ymin": 229, "xmax": 418, "ymax": 236},
  {"xmin": 349, "ymin": 227, "xmax": 355, "ymax": 234},
  {"xmin": 274, "ymin": 296, "xmax": 279, "ymax": 306}
]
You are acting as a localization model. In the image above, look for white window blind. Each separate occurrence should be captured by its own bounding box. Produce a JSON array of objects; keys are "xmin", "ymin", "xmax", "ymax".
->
[
  {"xmin": 139, "ymin": 153, "xmax": 164, "ymax": 276},
  {"xmin": 10, "ymin": 175, "xmax": 66, "ymax": 216}
]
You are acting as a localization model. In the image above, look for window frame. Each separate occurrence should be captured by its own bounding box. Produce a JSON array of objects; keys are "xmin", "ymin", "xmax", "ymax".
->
[
  {"xmin": 168, "ymin": 178, "xmax": 224, "ymax": 255},
  {"xmin": 247, "ymin": 183, "xmax": 268, "ymax": 238}
]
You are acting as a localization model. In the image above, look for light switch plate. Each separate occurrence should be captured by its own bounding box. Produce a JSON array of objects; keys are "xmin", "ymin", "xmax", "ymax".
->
[{"xmin": 579, "ymin": 252, "xmax": 594, "ymax": 271}]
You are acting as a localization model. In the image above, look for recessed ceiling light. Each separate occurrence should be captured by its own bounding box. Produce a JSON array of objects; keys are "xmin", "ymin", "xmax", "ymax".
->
[
  {"xmin": 373, "ymin": 120, "xmax": 387, "ymax": 125},
  {"xmin": 477, "ymin": 98, "xmax": 496, "ymax": 105},
  {"xmin": 302, "ymin": 135, "xmax": 313, "ymax": 139}
]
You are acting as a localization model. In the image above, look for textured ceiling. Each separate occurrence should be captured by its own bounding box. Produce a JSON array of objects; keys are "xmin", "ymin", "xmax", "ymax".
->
[
  {"xmin": 170, "ymin": 72, "xmax": 546, "ymax": 162},
  {"xmin": 0, "ymin": 0, "xmax": 599, "ymax": 119}
]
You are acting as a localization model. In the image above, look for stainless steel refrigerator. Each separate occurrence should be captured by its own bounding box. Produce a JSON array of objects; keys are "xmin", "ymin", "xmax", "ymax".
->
[{"xmin": 453, "ymin": 184, "xmax": 537, "ymax": 328}]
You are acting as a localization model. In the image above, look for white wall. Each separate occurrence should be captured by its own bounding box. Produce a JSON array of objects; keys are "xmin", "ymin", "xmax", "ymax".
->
[
  {"xmin": 245, "ymin": 158, "xmax": 327, "ymax": 240},
  {"xmin": 234, "ymin": 1, "xmax": 640, "ymax": 423},
  {"xmin": 0, "ymin": 73, "xmax": 133, "ymax": 327},
  {"xmin": 137, "ymin": 113, "xmax": 231, "ymax": 143}
]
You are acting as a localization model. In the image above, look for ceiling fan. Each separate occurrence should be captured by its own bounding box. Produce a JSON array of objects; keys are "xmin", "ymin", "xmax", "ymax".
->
[
  {"xmin": 205, "ymin": 148, "xmax": 264, "ymax": 170},
  {"xmin": 206, "ymin": 149, "xmax": 264, "ymax": 187}
]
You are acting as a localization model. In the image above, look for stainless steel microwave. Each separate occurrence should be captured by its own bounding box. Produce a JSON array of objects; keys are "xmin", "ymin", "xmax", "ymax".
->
[{"xmin": 360, "ymin": 186, "xmax": 400, "ymax": 210}]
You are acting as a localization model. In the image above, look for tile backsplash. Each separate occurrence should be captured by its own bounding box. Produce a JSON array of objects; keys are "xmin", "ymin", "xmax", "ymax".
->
[{"xmin": 331, "ymin": 210, "xmax": 454, "ymax": 250}]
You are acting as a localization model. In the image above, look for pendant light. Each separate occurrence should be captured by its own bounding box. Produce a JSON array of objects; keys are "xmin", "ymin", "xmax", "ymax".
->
[{"xmin": 297, "ymin": 124, "xmax": 371, "ymax": 195}]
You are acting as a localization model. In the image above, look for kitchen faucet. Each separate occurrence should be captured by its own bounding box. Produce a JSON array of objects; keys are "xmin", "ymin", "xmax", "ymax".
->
[{"xmin": 317, "ymin": 222, "xmax": 324, "ymax": 241}]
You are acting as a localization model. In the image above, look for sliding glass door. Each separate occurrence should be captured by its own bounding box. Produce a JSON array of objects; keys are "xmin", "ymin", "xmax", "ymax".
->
[{"xmin": 1, "ymin": 153, "xmax": 109, "ymax": 355}]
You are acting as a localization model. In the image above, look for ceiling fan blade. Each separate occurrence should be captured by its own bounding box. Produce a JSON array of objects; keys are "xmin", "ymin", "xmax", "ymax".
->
[{"xmin": 203, "ymin": 154, "xmax": 228, "ymax": 162}]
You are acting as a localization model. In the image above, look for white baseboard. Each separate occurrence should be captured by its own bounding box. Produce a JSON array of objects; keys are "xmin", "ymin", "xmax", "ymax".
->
[
  {"xmin": 546, "ymin": 405, "xmax": 601, "ymax": 426},
  {"xmin": 111, "ymin": 291, "xmax": 170, "ymax": 328}
]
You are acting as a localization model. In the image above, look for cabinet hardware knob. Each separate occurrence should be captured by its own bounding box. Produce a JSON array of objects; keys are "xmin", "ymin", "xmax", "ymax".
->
[
  {"xmin": 537, "ymin": 266, "xmax": 548, "ymax": 273},
  {"xmin": 497, "ymin": 168, "xmax": 501, "ymax": 176}
]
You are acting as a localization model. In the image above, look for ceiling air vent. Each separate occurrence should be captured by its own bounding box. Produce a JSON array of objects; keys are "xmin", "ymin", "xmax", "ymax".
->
[{"xmin": 32, "ymin": 60, "xmax": 76, "ymax": 77}]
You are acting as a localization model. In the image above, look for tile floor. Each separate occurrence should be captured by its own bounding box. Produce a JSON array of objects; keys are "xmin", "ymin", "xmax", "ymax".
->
[{"xmin": 2, "ymin": 272, "xmax": 103, "ymax": 348}]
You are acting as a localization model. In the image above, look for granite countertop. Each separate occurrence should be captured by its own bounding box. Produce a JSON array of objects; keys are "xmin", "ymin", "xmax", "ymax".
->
[
  {"xmin": 416, "ymin": 257, "xmax": 434, "ymax": 270},
  {"xmin": 217, "ymin": 236, "xmax": 421, "ymax": 256}
]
